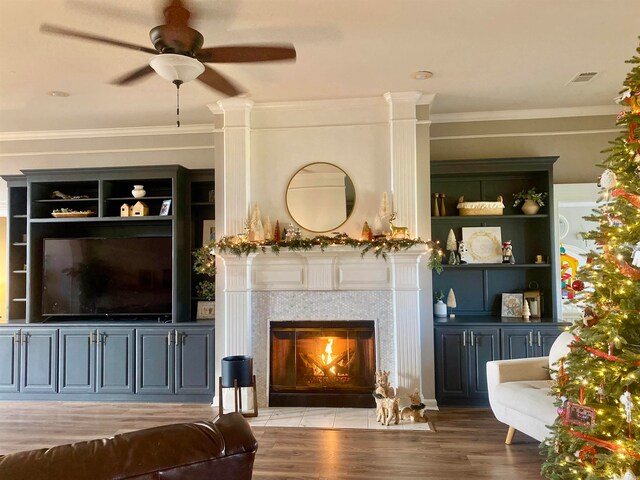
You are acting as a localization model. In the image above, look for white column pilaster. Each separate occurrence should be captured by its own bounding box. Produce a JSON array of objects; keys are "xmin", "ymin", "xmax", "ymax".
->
[
  {"xmin": 211, "ymin": 98, "xmax": 254, "ymax": 238},
  {"xmin": 384, "ymin": 92, "xmax": 421, "ymax": 237},
  {"xmin": 389, "ymin": 251, "xmax": 425, "ymax": 399}
]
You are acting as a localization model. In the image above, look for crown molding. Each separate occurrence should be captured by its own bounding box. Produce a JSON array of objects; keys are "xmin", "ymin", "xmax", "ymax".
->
[
  {"xmin": 0, "ymin": 145, "xmax": 213, "ymax": 158},
  {"xmin": 430, "ymin": 105, "xmax": 620, "ymax": 123},
  {"xmin": 0, "ymin": 124, "xmax": 217, "ymax": 142}
]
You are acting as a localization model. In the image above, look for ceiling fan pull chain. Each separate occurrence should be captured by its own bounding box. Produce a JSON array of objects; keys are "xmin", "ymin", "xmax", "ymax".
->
[{"xmin": 174, "ymin": 80, "xmax": 183, "ymax": 128}]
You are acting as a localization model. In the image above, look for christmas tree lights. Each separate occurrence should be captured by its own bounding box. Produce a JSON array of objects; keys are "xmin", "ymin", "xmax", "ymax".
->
[{"xmin": 541, "ymin": 39, "xmax": 640, "ymax": 480}]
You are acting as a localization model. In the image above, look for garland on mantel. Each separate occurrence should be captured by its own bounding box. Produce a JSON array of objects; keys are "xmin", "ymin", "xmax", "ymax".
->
[{"xmin": 203, "ymin": 232, "xmax": 444, "ymax": 272}]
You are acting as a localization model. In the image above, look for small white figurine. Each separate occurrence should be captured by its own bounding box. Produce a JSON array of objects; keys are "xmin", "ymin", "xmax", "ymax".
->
[
  {"xmin": 620, "ymin": 391, "xmax": 634, "ymax": 423},
  {"xmin": 458, "ymin": 240, "xmax": 468, "ymax": 264}
]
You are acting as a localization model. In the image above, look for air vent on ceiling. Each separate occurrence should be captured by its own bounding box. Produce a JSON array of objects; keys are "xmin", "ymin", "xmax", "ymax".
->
[{"xmin": 569, "ymin": 72, "xmax": 599, "ymax": 83}]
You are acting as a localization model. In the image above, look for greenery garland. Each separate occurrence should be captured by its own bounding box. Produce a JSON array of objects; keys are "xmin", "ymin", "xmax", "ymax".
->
[{"xmin": 196, "ymin": 232, "xmax": 444, "ymax": 273}]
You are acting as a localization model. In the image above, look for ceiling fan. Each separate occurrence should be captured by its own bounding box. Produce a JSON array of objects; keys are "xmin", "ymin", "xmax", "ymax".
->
[{"xmin": 40, "ymin": 0, "xmax": 297, "ymax": 98}]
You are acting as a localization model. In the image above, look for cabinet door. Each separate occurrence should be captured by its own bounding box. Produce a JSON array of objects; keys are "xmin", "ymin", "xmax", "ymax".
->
[
  {"xmin": 175, "ymin": 328, "xmax": 214, "ymax": 395},
  {"xmin": 59, "ymin": 329, "xmax": 95, "ymax": 393},
  {"xmin": 535, "ymin": 327, "xmax": 563, "ymax": 357},
  {"xmin": 97, "ymin": 328, "xmax": 134, "ymax": 394},
  {"xmin": 0, "ymin": 329, "xmax": 20, "ymax": 393},
  {"xmin": 21, "ymin": 329, "xmax": 57, "ymax": 393},
  {"xmin": 501, "ymin": 327, "xmax": 535, "ymax": 360},
  {"xmin": 136, "ymin": 328, "xmax": 174, "ymax": 394},
  {"xmin": 434, "ymin": 327, "xmax": 469, "ymax": 403},
  {"xmin": 467, "ymin": 328, "xmax": 500, "ymax": 400}
]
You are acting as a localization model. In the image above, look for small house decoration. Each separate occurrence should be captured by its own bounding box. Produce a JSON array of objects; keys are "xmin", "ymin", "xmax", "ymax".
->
[
  {"xmin": 120, "ymin": 203, "xmax": 131, "ymax": 217},
  {"xmin": 131, "ymin": 201, "xmax": 149, "ymax": 216}
]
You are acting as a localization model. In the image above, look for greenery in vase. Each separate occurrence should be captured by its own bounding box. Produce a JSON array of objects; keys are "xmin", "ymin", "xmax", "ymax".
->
[
  {"xmin": 512, "ymin": 187, "xmax": 547, "ymax": 207},
  {"xmin": 433, "ymin": 290, "xmax": 444, "ymax": 302},
  {"xmin": 540, "ymin": 39, "xmax": 640, "ymax": 479}
]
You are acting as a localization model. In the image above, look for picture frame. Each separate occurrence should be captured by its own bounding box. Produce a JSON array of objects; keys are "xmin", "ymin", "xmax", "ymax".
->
[
  {"xmin": 501, "ymin": 293, "xmax": 524, "ymax": 318},
  {"xmin": 159, "ymin": 199, "xmax": 171, "ymax": 216},
  {"xmin": 461, "ymin": 226, "xmax": 502, "ymax": 264},
  {"xmin": 202, "ymin": 220, "xmax": 216, "ymax": 246},
  {"xmin": 562, "ymin": 401, "xmax": 596, "ymax": 427},
  {"xmin": 196, "ymin": 300, "xmax": 215, "ymax": 320}
]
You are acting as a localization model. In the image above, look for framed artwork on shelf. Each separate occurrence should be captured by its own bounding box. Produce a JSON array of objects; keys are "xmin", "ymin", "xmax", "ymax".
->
[
  {"xmin": 501, "ymin": 293, "xmax": 524, "ymax": 318},
  {"xmin": 159, "ymin": 199, "xmax": 171, "ymax": 216},
  {"xmin": 202, "ymin": 220, "xmax": 216, "ymax": 246},
  {"xmin": 196, "ymin": 301, "xmax": 215, "ymax": 320},
  {"xmin": 461, "ymin": 226, "xmax": 502, "ymax": 263}
]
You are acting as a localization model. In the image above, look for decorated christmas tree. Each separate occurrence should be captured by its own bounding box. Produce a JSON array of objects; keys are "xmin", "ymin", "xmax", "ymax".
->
[{"xmin": 541, "ymin": 40, "xmax": 640, "ymax": 479}]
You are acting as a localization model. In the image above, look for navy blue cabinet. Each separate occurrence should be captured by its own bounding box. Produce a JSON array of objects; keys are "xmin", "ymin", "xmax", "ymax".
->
[
  {"xmin": 136, "ymin": 327, "xmax": 214, "ymax": 396},
  {"xmin": 501, "ymin": 325, "xmax": 563, "ymax": 360},
  {"xmin": 21, "ymin": 328, "xmax": 57, "ymax": 393},
  {"xmin": 59, "ymin": 328, "xmax": 134, "ymax": 394},
  {"xmin": 434, "ymin": 326, "xmax": 499, "ymax": 405},
  {"xmin": 0, "ymin": 329, "xmax": 20, "ymax": 393}
]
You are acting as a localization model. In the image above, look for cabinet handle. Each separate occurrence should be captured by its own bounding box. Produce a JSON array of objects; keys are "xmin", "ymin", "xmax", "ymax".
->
[
  {"xmin": 528, "ymin": 331, "xmax": 533, "ymax": 347},
  {"xmin": 13, "ymin": 332, "xmax": 19, "ymax": 344},
  {"xmin": 21, "ymin": 333, "xmax": 27, "ymax": 344},
  {"xmin": 537, "ymin": 331, "xmax": 542, "ymax": 347},
  {"xmin": 470, "ymin": 331, "xmax": 475, "ymax": 347},
  {"xmin": 462, "ymin": 331, "xmax": 466, "ymax": 347},
  {"xmin": 167, "ymin": 331, "xmax": 172, "ymax": 346}
]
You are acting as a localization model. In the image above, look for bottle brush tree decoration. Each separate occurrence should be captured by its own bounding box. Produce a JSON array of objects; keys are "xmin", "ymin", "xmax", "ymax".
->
[
  {"xmin": 446, "ymin": 229, "xmax": 459, "ymax": 265},
  {"xmin": 541, "ymin": 39, "xmax": 640, "ymax": 479},
  {"xmin": 522, "ymin": 299, "xmax": 531, "ymax": 321},
  {"xmin": 446, "ymin": 288, "xmax": 456, "ymax": 318}
]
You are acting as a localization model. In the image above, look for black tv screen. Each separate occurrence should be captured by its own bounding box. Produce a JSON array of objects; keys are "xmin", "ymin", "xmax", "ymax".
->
[{"xmin": 43, "ymin": 237, "xmax": 172, "ymax": 317}]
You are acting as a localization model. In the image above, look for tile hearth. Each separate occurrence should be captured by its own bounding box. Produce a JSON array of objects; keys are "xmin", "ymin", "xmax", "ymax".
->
[{"xmin": 243, "ymin": 407, "xmax": 434, "ymax": 431}]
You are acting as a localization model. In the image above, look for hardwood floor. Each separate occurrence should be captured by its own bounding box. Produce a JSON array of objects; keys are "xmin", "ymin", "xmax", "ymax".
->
[{"xmin": 0, "ymin": 402, "xmax": 544, "ymax": 479}]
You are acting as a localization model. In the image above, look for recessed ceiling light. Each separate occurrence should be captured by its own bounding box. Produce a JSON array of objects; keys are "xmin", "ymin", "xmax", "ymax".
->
[
  {"xmin": 412, "ymin": 71, "xmax": 433, "ymax": 80},
  {"xmin": 47, "ymin": 91, "xmax": 70, "ymax": 97}
]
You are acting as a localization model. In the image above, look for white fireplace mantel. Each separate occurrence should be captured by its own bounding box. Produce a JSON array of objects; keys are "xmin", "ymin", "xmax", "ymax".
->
[{"xmin": 215, "ymin": 246, "xmax": 430, "ymax": 407}]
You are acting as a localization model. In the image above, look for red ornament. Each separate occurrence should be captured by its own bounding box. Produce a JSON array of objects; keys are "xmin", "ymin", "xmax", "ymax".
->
[
  {"xmin": 578, "ymin": 445, "xmax": 597, "ymax": 466},
  {"xmin": 571, "ymin": 280, "xmax": 585, "ymax": 292}
]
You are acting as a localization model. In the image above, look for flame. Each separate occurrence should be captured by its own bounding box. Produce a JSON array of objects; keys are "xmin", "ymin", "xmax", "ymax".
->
[{"xmin": 322, "ymin": 338, "xmax": 336, "ymax": 375}]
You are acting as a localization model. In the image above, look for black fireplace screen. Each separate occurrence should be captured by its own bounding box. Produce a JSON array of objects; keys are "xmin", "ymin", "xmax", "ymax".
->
[{"xmin": 270, "ymin": 321, "xmax": 375, "ymax": 395}]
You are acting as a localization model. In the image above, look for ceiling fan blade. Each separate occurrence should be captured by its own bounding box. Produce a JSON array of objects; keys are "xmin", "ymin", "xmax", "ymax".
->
[
  {"xmin": 111, "ymin": 65, "xmax": 155, "ymax": 85},
  {"xmin": 197, "ymin": 44, "xmax": 296, "ymax": 63},
  {"xmin": 40, "ymin": 24, "xmax": 158, "ymax": 55},
  {"xmin": 197, "ymin": 66, "xmax": 242, "ymax": 97}
]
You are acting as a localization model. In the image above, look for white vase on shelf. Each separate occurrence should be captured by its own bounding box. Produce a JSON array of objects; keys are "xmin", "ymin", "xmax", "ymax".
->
[
  {"xmin": 132, "ymin": 185, "xmax": 146, "ymax": 198},
  {"xmin": 433, "ymin": 300, "xmax": 447, "ymax": 317}
]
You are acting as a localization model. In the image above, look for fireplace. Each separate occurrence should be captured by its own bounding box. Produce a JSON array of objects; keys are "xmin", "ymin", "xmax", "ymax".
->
[{"xmin": 269, "ymin": 321, "xmax": 376, "ymax": 407}]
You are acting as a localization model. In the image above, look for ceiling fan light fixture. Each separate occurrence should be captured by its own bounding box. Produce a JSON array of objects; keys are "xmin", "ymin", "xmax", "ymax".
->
[{"xmin": 149, "ymin": 53, "xmax": 204, "ymax": 84}]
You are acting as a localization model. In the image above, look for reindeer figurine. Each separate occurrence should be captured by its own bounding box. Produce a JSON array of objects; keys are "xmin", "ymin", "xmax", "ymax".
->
[{"xmin": 388, "ymin": 213, "xmax": 410, "ymax": 239}]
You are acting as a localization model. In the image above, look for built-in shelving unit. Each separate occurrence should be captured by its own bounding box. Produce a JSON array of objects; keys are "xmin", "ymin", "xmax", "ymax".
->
[
  {"xmin": 3, "ymin": 175, "xmax": 28, "ymax": 322},
  {"xmin": 430, "ymin": 157, "xmax": 558, "ymax": 321},
  {"xmin": 188, "ymin": 169, "xmax": 215, "ymax": 322},
  {"xmin": 430, "ymin": 157, "xmax": 563, "ymax": 406}
]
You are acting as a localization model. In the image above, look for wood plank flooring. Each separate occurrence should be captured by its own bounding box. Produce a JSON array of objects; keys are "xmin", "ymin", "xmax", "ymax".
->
[{"xmin": 0, "ymin": 402, "xmax": 544, "ymax": 479}]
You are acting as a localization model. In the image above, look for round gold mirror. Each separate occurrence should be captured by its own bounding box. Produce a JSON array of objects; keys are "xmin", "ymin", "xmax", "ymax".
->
[{"xmin": 285, "ymin": 162, "xmax": 356, "ymax": 233}]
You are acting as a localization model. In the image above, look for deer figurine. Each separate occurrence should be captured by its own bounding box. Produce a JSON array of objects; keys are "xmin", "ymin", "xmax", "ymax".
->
[{"xmin": 388, "ymin": 213, "xmax": 410, "ymax": 239}]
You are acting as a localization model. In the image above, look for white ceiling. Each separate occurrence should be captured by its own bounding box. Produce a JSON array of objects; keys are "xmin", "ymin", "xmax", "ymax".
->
[{"xmin": 1, "ymin": 0, "xmax": 638, "ymax": 133}]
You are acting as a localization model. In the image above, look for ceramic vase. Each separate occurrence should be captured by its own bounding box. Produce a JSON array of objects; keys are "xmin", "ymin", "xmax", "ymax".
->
[
  {"xmin": 132, "ymin": 185, "xmax": 146, "ymax": 198},
  {"xmin": 521, "ymin": 199, "xmax": 540, "ymax": 215},
  {"xmin": 433, "ymin": 300, "xmax": 447, "ymax": 317}
]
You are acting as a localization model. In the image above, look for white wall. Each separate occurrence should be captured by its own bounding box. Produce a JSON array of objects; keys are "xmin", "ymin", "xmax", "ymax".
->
[{"xmin": 249, "ymin": 99, "xmax": 391, "ymax": 239}]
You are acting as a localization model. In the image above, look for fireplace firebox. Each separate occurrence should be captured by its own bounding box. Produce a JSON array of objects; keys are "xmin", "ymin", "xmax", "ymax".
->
[{"xmin": 269, "ymin": 321, "xmax": 376, "ymax": 407}]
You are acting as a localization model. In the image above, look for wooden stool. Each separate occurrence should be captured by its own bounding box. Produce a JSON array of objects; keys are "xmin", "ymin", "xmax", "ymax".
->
[{"xmin": 218, "ymin": 374, "xmax": 258, "ymax": 417}]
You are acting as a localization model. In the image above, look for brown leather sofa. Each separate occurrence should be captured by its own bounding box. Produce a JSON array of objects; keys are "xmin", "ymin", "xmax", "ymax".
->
[{"xmin": 0, "ymin": 412, "xmax": 258, "ymax": 480}]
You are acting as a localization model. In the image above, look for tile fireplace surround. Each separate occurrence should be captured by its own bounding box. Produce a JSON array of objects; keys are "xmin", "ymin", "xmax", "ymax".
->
[{"xmin": 215, "ymin": 246, "xmax": 430, "ymax": 409}]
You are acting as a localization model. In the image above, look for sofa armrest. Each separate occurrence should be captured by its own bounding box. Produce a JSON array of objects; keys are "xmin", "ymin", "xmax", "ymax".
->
[{"xmin": 487, "ymin": 356, "xmax": 551, "ymax": 408}]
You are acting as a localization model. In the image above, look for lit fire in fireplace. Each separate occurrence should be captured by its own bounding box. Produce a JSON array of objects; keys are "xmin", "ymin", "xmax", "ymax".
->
[{"xmin": 322, "ymin": 338, "xmax": 336, "ymax": 375}]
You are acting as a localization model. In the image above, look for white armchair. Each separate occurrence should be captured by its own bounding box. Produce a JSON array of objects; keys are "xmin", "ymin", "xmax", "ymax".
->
[{"xmin": 486, "ymin": 331, "xmax": 573, "ymax": 444}]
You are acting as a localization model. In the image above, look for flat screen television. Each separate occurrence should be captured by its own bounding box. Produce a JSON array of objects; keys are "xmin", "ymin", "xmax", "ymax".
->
[{"xmin": 42, "ymin": 237, "xmax": 172, "ymax": 317}]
